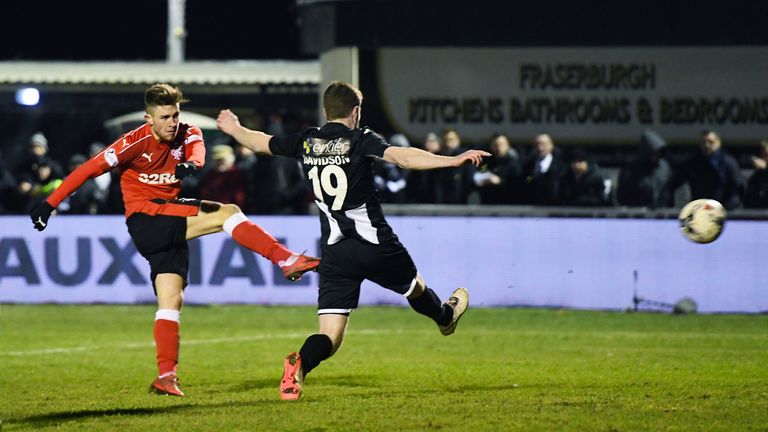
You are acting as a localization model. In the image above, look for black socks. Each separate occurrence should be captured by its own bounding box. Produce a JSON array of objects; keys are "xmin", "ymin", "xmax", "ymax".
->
[
  {"xmin": 299, "ymin": 334, "xmax": 333, "ymax": 376},
  {"xmin": 408, "ymin": 287, "xmax": 453, "ymax": 326}
]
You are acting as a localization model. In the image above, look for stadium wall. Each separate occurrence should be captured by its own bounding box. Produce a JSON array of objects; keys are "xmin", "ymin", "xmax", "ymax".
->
[{"xmin": 0, "ymin": 215, "xmax": 765, "ymax": 313}]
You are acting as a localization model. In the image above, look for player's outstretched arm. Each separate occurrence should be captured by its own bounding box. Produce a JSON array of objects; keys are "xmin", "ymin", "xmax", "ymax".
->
[
  {"xmin": 383, "ymin": 146, "xmax": 490, "ymax": 170},
  {"xmin": 30, "ymin": 152, "xmax": 114, "ymax": 231},
  {"xmin": 216, "ymin": 109, "xmax": 274, "ymax": 155}
]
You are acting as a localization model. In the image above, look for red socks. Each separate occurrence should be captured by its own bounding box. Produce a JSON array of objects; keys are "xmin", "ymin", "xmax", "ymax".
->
[
  {"xmin": 154, "ymin": 309, "xmax": 180, "ymax": 376},
  {"xmin": 223, "ymin": 213, "xmax": 293, "ymax": 265}
]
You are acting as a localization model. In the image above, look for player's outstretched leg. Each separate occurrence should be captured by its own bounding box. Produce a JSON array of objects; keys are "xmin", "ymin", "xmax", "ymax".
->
[
  {"xmin": 187, "ymin": 202, "xmax": 320, "ymax": 281},
  {"xmin": 406, "ymin": 275, "xmax": 469, "ymax": 335},
  {"xmin": 220, "ymin": 208, "xmax": 320, "ymax": 281},
  {"xmin": 279, "ymin": 253, "xmax": 322, "ymax": 282},
  {"xmin": 437, "ymin": 287, "xmax": 469, "ymax": 336}
]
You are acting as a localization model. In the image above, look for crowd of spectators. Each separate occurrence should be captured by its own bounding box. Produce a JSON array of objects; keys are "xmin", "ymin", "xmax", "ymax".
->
[
  {"xmin": 378, "ymin": 128, "xmax": 754, "ymax": 211},
  {"xmin": 0, "ymin": 125, "xmax": 764, "ymax": 215}
]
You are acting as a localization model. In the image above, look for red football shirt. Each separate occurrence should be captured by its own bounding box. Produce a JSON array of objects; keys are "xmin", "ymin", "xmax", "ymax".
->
[{"xmin": 47, "ymin": 122, "xmax": 205, "ymax": 217}]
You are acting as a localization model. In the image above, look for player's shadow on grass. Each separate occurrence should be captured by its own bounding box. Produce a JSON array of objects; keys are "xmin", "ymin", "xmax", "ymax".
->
[
  {"xmin": 227, "ymin": 374, "xmax": 376, "ymax": 393},
  {"xmin": 12, "ymin": 400, "xmax": 272, "ymax": 429}
]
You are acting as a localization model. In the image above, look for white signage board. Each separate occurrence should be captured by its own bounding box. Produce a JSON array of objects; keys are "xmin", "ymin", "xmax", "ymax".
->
[{"xmin": 1, "ymin": 215, "xmax": 766, "ymax": 313}]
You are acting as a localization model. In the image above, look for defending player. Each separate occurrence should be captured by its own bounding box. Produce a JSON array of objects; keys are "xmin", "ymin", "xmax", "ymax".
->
[
  {"xmin": 217, "ymin": 81, "xmax": 489, "ymax": 400},
  {"xmin": 30, "ymin": 83, "xmax": 319, "ymax": 397}
]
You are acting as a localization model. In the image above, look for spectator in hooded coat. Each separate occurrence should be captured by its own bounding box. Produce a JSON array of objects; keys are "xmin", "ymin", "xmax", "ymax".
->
[{"xmin": 617, "ymin": 129, "xmax": 672, "ymax": 208}]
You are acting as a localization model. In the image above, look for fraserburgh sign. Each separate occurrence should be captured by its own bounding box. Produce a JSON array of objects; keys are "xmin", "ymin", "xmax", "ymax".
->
[{"xmin": 377, "ymin": 47, "xmax": 768, "ymax": 144}]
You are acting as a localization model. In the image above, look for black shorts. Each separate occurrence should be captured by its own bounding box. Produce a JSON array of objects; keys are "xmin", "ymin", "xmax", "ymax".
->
[
  {"xmin": 126, "ymin": 212, "xmax": 190, "ymax": 290},
  {"xmin": 317, "ymin": 237, "xmax": 418, "ymax": 314}
]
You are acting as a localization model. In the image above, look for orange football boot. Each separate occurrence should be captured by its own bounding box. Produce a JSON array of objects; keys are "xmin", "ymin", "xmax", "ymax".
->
[{"xmin": 280, "ymin": 352, "xmax": 304, "ymax": 401}]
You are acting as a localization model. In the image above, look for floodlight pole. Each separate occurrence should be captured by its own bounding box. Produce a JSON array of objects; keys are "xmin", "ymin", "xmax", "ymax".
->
[{"xmin": 167, "ymin": 0, "xmax": 186, "ymax": 63}]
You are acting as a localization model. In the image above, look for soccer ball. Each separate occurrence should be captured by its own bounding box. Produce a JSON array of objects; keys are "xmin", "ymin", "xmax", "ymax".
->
[{"xmin": 678, "ymin": 199, "xmax": 726, "ymax": 244}]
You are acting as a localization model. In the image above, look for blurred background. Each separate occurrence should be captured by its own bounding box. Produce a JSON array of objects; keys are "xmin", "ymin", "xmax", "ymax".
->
[{"xmin": 1, "ymin": 0, "xmax": 767, "ymax": 311}]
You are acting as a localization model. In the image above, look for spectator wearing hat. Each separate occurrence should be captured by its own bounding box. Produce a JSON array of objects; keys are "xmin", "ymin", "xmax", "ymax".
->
[
  {"xmin": 559, "ymin": 147, "xmax": 611, "ymax": 206},
  {"xmin": 198, "ymin": 144, "xmax": 248, "ymax": 209},
  {"xmin": 30, "ymin": 132, "xmax": 50, "ymax": 157},
  {"xmin": 28, "ymin": 132, "xmax": 64, "ymax": 175},
  {"xmin": 617, "ymin": 130, "xmax": 672, "ymax": 208},
  {"xmin": 15, "ymin": 132, "xmax": 64, "ymax": 205}
]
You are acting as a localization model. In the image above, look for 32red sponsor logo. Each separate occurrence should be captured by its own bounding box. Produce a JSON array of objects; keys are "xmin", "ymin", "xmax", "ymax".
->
[{"xmin": 138, "ymin": 173, "xmax": 178, "ymax": 184}]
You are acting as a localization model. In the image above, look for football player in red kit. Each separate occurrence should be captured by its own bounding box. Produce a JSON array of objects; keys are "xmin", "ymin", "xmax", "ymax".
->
[{"xmin": 30, "ymin": 83, "xmax": 319, "ymax": 396}]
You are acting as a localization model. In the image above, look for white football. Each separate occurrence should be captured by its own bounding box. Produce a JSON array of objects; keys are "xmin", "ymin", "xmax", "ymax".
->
[{"xmin": 678, "ymin": 199, "xmax": 726, "ymax": 244}]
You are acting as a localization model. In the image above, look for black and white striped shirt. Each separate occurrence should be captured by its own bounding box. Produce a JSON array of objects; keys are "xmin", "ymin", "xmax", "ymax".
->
[{"xmin": 269, "ymin": 122, "xmax": 396, "ymax": 245}]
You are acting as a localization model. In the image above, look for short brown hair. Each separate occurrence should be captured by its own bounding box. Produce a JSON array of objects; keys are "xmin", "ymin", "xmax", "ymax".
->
[
  {"xmin": 323, "ymin": 81, "xmax": 362, "ymax": 120},
  {"xmin": 144, "ymin": 83, "xmax": 188, "ymax": 111}
]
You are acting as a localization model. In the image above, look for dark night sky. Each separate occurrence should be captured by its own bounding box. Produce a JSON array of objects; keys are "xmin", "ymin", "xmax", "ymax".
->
[
  {"xmin": 2, "ymin": 1, "xmax": 305, "ymax": 60},
  {"xmin": 4, "ymin": 1, "xmax": 768, "ymax": 61}
]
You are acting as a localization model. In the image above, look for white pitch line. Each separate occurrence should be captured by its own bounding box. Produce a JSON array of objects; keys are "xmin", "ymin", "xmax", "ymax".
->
[
  {"xmin": 1, "ymin": 329, "xmax": 394, "ymax": 357},
  {"xmin": 3, "ymin": 346, "xmax": 90, "ymax": 356}
]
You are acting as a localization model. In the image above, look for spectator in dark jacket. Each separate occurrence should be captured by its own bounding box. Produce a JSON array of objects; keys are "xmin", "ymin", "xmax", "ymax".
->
[
  {"xmin": 252, "ymin": 151, "xmax": 309, "ymax": 215},
  {"xmin": 559, "ymin": 147, "xmax": 610, "ymax": 206},
  {"xmin": 521, "ymin": 133, "xmax": 566, "ymax": 205},
  {"xmin": 617, "ymin": 129, "xmax": 672, "ymax": 208},
  {"xmin": 438, "ymin": 128, "xmax": 473, "ymax": 204},
  {"xmin": 665, "ymin": 130, "xmax": 745, "ymax": 210},
  {"xmin": 17, "ymin": 155, "xmax": 63, "ymax": 213},
  {"xmin": 0, "ymin": 151, "xmax": 16, "ymax": 214},
  {"xmin": 473, "ymin": 133, "xmax": 522, "ymax": 204},
  {"xmin": 406, "ymin": 132, "xmax": 443, "ymax": 203},
  {"xmin": 744, "ymin": 139, "xmax": 768, "ymax": 208}
]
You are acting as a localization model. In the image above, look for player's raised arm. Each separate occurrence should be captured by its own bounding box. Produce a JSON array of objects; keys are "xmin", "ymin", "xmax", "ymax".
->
[
  {"xmin": 216, "ymin": 109, "xmax": 274, "ymax": 155},
  {"xmin": 30, "ymin": 144, "xmax": 125, "ymax": 231},
  {"xmin": 383, "ymin": 146, "xmax": 490, "ymax": 170}
]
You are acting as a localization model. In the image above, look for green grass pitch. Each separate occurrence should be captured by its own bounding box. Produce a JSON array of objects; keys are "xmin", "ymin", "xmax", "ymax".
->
[{"xmin": 0, "ymin": 304, "xmax": 766, "ymax": 431}]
